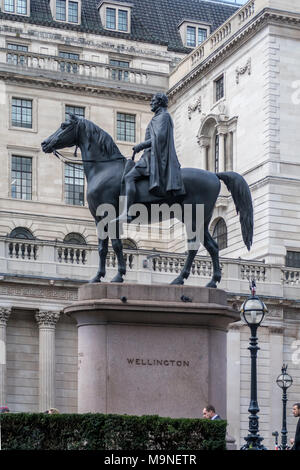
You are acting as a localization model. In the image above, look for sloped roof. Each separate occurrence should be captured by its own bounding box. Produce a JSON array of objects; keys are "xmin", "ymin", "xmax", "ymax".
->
[{"xmin": 0, "ymin": 0, "xmax": 238, "ymax": 52}]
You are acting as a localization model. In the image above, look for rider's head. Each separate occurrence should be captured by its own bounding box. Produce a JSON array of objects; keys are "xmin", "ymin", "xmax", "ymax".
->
[{"xmin": 151, "ymin": 93, "xmax": 168, "ymax": 112}]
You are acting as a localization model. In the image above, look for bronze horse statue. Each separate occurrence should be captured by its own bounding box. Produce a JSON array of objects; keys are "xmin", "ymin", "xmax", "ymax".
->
[{"xmin": 41, "ymin": 114, "xmax": 253, "ymax": 287}]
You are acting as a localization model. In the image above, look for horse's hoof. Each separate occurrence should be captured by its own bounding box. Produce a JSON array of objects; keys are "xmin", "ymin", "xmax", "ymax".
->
[
  {"xmin": 111, "ymin": 274, "xmax": 124, "ymax": 283},
  {"xmin": 89, "ymin": 276, "xmax": 101, "ymax": 283},
  {"xmin": 170, "ymin": 277, "xmax": 184, "ymax": 285},
  {"xmin": 206, "ymin": 280, "xmax": 217, "ymax": 288},
  {"xmin": 89, "ymin": 272, "xmax": 105, "ymax": 283}
]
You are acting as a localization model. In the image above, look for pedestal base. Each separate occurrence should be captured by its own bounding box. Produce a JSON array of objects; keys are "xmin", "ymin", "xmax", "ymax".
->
[{"xmin": 64, "ymin": 283, "xmax": 239, "ymax": 419}]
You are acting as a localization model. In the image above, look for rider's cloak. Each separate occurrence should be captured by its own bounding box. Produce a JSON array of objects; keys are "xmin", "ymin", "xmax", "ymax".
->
[{"xmin": 136, "ymin": 107, "xmax": 185, "ymax": 197}]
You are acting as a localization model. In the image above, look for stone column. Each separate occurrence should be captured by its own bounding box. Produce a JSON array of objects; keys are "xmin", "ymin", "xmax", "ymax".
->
[
  {"xmin": 217, "ymin": 128, "xmax": 227, "ymax": 173},
  {"xmin": 35, "ymin": 310, "xmax": 60, "ymax": 412},
  {"xmin": 0, "ymin": 307, "xmax": 11, "ymax": 406},
  {"xmin": 197, "ymin": 135, "xmax": 210, "ymax": 170}
]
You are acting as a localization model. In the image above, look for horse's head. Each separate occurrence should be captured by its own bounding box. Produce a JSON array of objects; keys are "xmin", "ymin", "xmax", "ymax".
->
[{"xmin": 41, "ymin": 114, "xmax": 81, "ymax": 154}]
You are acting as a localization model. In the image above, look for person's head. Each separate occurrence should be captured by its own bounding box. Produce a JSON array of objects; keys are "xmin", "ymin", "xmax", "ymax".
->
[
  {"xmin": 202, "ymin": 407, "xmax": 209, "ymax": 418},
  {"xmin": 151, "ymin": 92, "xmax": 168, "ymax": 112},
  {"xmin": 0, "ymin": 406, "xmax": 9, "ymax": 414},
  {"xmin": 292, "ymin": 403, "xmax": 300, "ymax": 417},
  {"xmin": 45, "ymin": 408, "xmax": 60, "ymax": 414},
  {"xmin": 205, "ymin": 405, "xmax": 216, "ymax": 419}
]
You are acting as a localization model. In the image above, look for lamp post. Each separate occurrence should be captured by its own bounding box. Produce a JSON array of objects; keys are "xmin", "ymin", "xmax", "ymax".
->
[
  {"xmin": 276, "ymin": 364, "xmax": 293, "ymax": 450},
  {"xmin": 240, "ymin": 280, "xmax": 268, "ymax": 450}
]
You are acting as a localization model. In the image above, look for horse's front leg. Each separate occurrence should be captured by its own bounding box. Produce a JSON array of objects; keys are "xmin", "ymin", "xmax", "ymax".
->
[
  {"xmin": 171, "ymin": 245, "xmax": 198, "ymax": 285},
  {"xmin": 110, "ymin": 238, "xmax": 126, "ymax": 283},
  {"xmin": 89, "ymin": 237, "xmax": 109, "ymax": 283}
]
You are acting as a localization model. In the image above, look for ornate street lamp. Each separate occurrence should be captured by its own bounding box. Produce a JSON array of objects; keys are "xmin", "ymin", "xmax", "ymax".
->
[
  {"xmin": 240, "ymin": 280, "xmax": 268, "ymax": 450},
  {"xmin": 276, "ymin": 364, "xmax": 293, "ymax": 450}
]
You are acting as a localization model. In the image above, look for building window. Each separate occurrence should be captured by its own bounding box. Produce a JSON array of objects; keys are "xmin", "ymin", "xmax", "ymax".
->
[
  {"xmin": 65, "ymin": 105, "xmax": 85, "ymax": 120},
  {"xmin": 55, "ymin": 0, "xmax": 79, "ymax": 23},
  {"xmin": 11, "ymin": 156, "xmax": 32, "ymax": 200},
  {"xmin": 68, "ymin": 1, "xmax": 78, "ymax": 22},
  {"xmin": 214, "ymin": 134, "xmax": 219, "ymax": 173},
  {"xmin": 4, "ymin": 0, "xmax": 27, "ymax": 14},
  {"xmin": 186, "ymin": 26, "xmax": 196, "ymax": 47},
  {"xmin": 7, "ymin": 43, "xmax": 28, "ymax": 65},
  {"xmin": 184, "ymin": 24, "xmax": 209, "ymax": 47},
  {"xmin": 59, "ymin": 51, "xmax": 79, "ymax": 73},
  {"xmin": 9, "ymin": 227, "xmax": 35, "ymax": 239},
  {"xmin": 56, "ymin": 0, "xmax": 66, "ymax": 20},
  {"xmin": 65, "ymin": 163, "xmax": 85, "ymax": 206},
  {"xmin": 286, "ymin": 251, "xmax": 300, "ymax": 268},
  {"xmin": 118, "ymin": 9, "xmax": 128, "ymax": 31},
  {"xmin": 122, "ymin": 238, "xmax": 137, "ymax": 250},
  {"xmin": 215, "ymin": 75, "xmax": 224, "ymax": 102},
  {"xmin": 106, "ymin": 7, "xmax": 116, "ymax": 29},
  {"xmin": 117, "ymin": 113, "xmax": 135, "ymax": 142},
  {"xmin": 103, "ymin": 6, "xmax": 130, "ymax": 32},
  {"xmin": 109, "ymin": 59, "xmax": 129, "ymax": 81},
  {"xmin": 16, "ymin": 0, "xmax": 27, "ymax": 14},
  {"xmin": 64, "ymin": 232, "xmax": 86, "ymax": 244},
  {"xmin": 4, "ymin": 0, "xmax": 14, "ymax": 12},
  {"xmin": 12, "ymin": 98, "xmax": 32, "ymax": 128},
  {"xmin": 198, "ymin": 28, "xmax": 207, "ymax": 44},
  {"xmin": 212, "ymin": 218, "xmax": 227, "ymax": 251}
]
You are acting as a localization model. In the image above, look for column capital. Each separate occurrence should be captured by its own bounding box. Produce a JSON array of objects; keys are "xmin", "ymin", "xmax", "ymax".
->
[
  {"xmin": 35, "ymin": 310, "xmax": 60, "ymax": 328},
  {"xmin": 0, "ymin": 307, "xmax": 12, "ymax": 326},
  {"xmin": 197, "ymin": 135, "xmax": 210, "ymax": 147},
  {"xmin": 216, "ymin": 125, "xmax": 228, "ymax": 135}
]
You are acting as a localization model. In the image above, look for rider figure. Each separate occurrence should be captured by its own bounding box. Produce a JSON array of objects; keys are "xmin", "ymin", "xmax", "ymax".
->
[{"xmin": 114, "ymin": 92, "xmax": 185, "ymax": 223}]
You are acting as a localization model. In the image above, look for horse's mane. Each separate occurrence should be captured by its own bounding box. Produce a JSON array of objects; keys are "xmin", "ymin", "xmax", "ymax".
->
[{"xmin": 82, "ymin": 118, "xmax": 124, "ymax": 160}]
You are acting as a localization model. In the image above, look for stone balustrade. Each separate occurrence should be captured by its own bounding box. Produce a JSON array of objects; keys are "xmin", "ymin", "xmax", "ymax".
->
[
  {"xmin": 0, "ymin": 237, "xmax": 300, "ymax": 299},
  {"xmin": 169, "ymin": 0, "xmax": 285, "ymax": 89},
  {"xmin": 0, "ymin": 48, "xmax": 168, "ymax": 92},
  {"xmin": 8, "ymin": 239, "xmax": 38, "ymax": 261}
]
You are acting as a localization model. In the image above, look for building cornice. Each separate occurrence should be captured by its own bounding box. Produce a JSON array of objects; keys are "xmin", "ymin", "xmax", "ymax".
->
[
  {"xmin": 0, "ymin": 70, "xmax": 154, "ymax": 102},
  {"xmin": 168, "ymin": 8, "xmax": 300, "ymax": 102}
]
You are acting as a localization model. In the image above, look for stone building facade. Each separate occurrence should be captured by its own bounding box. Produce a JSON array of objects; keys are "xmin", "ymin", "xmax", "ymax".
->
[{"xmin": 0, "ymin": 0, "xmax": 300, "ymax": 449}]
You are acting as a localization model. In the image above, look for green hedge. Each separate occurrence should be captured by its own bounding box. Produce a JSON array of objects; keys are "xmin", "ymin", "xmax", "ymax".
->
[{"xmin": 0, "ymin": 413, "xmax": 227, "ymax": 450}]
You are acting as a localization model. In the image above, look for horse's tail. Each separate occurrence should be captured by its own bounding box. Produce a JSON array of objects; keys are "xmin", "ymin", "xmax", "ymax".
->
[{"xmin": 216, "ymin": 171, "xmax": 253, "ymax": 251}]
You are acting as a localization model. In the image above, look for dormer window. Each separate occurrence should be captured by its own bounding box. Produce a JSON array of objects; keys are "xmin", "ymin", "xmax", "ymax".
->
[
  {"xmin": 50, "ymin": 0, "xmax": 81, "ymax": 24},
  {"xmin": 178, "ymin": 20, "xmax": 211, "ymax": 48},
  {"xmin": 99, "ymin": 1, "xmax": 132, "ymax": 33},
  {"xmin": 3, "ymin": 0, "xmax": 29, "ymax": 16}
]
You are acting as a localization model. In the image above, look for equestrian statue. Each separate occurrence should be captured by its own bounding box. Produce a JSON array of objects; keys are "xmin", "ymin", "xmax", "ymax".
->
[{"xmin": 41, "ymin": 92, "xmax": 253, "ymax": 288}]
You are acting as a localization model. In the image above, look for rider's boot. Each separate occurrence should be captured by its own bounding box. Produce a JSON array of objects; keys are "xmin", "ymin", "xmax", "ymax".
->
[{"xmin": 112, "ymin": 177, "xmax": 136, "ymax": 224}]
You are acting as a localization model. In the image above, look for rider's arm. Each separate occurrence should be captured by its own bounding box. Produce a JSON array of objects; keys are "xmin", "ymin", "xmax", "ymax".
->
[{"xmin": 133, "ymin": 139, "xmax": 151, "ymax": 153}]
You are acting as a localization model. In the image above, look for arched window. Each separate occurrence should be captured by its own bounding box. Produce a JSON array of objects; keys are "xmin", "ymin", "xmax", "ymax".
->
[
  {"xmin": 122, "ymin": 238, "xmax": 137, "ymax": 250},
  {"xmin": 214, "ymin": 134, "xmax": 219, "ymax": 173},
  {"xmin": 9, "ymin": 227, "xmax": 35, "ymax": 239},
  {"xmin": 212, "ymin": 218, "xmax": 227, "ymax": 250},
  {"xmin": 63, "ymin": 233, "xmax": 86, "ymax": 245}
]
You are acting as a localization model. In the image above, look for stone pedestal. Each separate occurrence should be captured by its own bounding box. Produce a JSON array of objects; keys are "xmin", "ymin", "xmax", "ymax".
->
[{"xmin": 64, "ymin": 283, "xmax": 239, "ymax": 419}]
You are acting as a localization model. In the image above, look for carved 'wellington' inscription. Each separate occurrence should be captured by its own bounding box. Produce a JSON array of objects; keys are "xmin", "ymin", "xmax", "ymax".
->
[{"xmin": 127, "ymin": 358, "xmax": 190, "ymax": 367}]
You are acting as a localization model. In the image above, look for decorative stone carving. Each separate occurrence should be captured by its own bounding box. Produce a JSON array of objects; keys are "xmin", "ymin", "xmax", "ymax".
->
[
  {"xmin": 35, "ymin": 310, "xmax": 60, "ymax": 328},
  {"xmin": 188, "ymin": 96, "xmax": 201, "ymax": 119},
  {"xmin": 0, "ymin": 307, "xmax": 12, "ymax": 326},
  {"xmin": 236, "ymin": 58, "xmax": 251, "ymax": 84},
  {"xmin": 0, "ymin": 284, "xmax": 78, "ymax": 301},
  {"xmin": 268, "ymin": 326, "xmax": 284, "ymax": 335}
]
